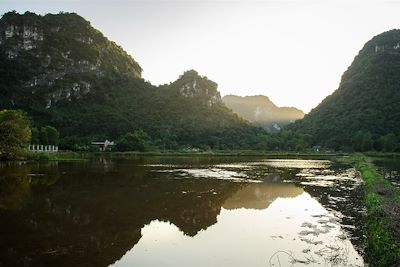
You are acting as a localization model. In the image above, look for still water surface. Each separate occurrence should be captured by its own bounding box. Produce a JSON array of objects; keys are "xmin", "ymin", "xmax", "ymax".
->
[
  {"xmin": 374, "ymin": 157, "xmax": 400, "ymax": 188},
  {"xmin": 0, "ymin": 157, "xmax": 365, "ymax": 266}
]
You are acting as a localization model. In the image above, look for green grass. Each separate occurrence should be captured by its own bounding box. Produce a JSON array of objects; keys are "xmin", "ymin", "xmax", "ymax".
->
[
  {"xmin": 9, "ymin": 149, "xmax": 344, "ymax": 162},
  {"xmin": 76, "ymin": 150, "xmax": 343, "ymax": 158},
  {"xmin": 348, "ymin": 154, "xmax": 400, "ymax": 267},
  {"xmin": 27, "ymin": 151, "xmax": 87, "ymax": 161}
]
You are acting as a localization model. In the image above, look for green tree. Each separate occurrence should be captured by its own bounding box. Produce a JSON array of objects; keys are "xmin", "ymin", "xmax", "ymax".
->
[
  {"xmin": 361, "ymin": 132, "xmax": 373, "ymax": 151},
  {"xmin": 116, "ymin": 130, "xmax": 152, "ymax": 152},
  {"xmin": 39, "ymin": 127, "xmax": 48, "ymax": 145},
  {"xmin": 380, "ymin": 133, "xmax": 397, "ymax": 152},
  {"xmin": 31, "ymin": 127, "xmax": 39, "ymax": 144},
  {"xmin": 352, "ymin": 131, "xmax": 364, "ymax": 151},
  {"xmin": 0, "ymin": 110, "xmax": 31, "ymax": 160},
  {"xmin": 352, "ymin": 131, "xmax": 373, "ymax": 152},
  {"xmin": 45, "ymin": 126, "xmax": 60, "ymax": 146}
]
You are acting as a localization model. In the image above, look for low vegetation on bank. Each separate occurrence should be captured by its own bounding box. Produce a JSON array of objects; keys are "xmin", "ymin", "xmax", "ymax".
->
[{"xmin": 348, "ymin": 155, "xmax": 400, "ymax": 267}]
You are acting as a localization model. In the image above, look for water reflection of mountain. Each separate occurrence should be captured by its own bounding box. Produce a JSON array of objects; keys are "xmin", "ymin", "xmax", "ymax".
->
[
  {"xmin": 223, "ymin": 183, "xmax": 303, "ymax": 210},
  {"xmin": 223, "ymin": 159, "xmax": 365, "ymax": 254},
  {"xmin": 284, "ymin": 164, "xmax": 366, "ymax": 253},
  {"xmin": 249, "ymin": 159, "xmax": 364, "ymax": 251},
  {"xmin": 0, "ymin": 160, "xmax": 249, "ymax": 267},
  {"xmin": 0, "ymin": 158, "xmax": 365, "ymax": 267}
]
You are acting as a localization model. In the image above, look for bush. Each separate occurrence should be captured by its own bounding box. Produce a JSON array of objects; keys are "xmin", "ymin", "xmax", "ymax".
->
[
  {"xmin": 116, "ymin": 130, "xmax": 153, "ymax": 152},
  {"xmin": 0, "ymin": 110, "xmax": 31, "ymax": 160}
]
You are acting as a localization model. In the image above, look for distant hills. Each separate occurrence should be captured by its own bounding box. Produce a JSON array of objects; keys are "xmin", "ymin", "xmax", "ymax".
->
[
  {"xmin": 288, "ymin": 29, "xmax": 400, "ymax": 151},
  {"xmin": 0, "ymin": 11, "xmax": 267, "ymax": 150},
  {"xmin": 2, "ymin": 11, "xmax": 400, "ymax": 152},
  {"xmin": 223, "ymin": 95, "xmax": 304, "ymax": 132}
]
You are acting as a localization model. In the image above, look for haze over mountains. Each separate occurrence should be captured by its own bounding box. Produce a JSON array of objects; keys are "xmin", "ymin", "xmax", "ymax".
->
[
  {"xmin": 222, "ymin": 95, "xmax": 304, "ymax": 132},
  {"xmin": 0, "ymin": 11, "xmax": 268, "ymax": 150},
  {"xmin": 1, "ymin": 11, "xmax": 400, "ymax": 151}
]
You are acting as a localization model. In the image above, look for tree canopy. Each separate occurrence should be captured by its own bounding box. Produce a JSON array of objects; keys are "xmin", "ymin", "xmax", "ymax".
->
[
  {"xmin": 285, "ymin": 29, "xmax": 400, "ymax": 152},
  {"xmin": 31, "ymin": 126, "xmax": 60, "ymax": 145},
  {"xmin": 0, "ymin": 110, "xmax": 31, "ymax": 160},
  {"xmin": 0, "ymin": 12, "xmax": 269, "ymax": 151}
]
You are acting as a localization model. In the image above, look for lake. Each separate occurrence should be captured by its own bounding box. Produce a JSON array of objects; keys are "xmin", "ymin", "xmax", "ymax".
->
[{"xmin": 0, "ymin": 156, "xmax": 365, "ymax": 267}]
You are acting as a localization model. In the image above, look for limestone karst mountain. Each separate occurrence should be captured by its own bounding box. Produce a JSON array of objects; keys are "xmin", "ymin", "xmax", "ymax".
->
[
  {"xmin": 222, "ymin": 95, "xmax": 304, "ymax": 132},
  {"xmin": 0, "ymin": 11, "xmax": 266, "ymax": 149},
  {"xmin": 288, "ymin": 29, "xmax": 400, "ymax": 150}
]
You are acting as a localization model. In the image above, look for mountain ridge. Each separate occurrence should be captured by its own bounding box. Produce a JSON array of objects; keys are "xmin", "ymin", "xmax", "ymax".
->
[
  {"xmin": 222, "ymin": 94, "xmax": 304, "ymax": 132},
  {"xmin": 288, "ymin": 29, "xmax": 400, "ymax": 151},
  {"xmin": 0, "ymin": 11, "xmax": 268, "ymax": 150}
]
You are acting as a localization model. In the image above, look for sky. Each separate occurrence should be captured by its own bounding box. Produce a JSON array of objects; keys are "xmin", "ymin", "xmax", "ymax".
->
[{"xmin": 2, "ymin": 0, "xmax": 400, "ymax": 113}]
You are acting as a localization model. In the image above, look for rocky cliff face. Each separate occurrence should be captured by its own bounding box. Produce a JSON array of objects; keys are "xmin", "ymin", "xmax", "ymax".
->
[
  {"xmin": 0, "ymin": 12, "xmax": 264, "ymax": 149},
  {"xmin": 0, "ymin": 11, "xmax": 142, "ymax": 109},
  {"xmin": 172, "ymin": 70, "xmax": 222, "ymax": 107}
]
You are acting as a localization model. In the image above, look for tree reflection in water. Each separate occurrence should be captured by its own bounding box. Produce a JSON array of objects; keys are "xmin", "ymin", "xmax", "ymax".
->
[{"xmin": 0, "ymin": 157, "xmax": 364, "ymax": 267}]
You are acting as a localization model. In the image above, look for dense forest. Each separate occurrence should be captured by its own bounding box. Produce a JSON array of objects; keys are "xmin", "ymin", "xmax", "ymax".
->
[
  {"xmin": 285, "ymin": 29, "xmax": 400, "ymax": 152},
  {"xmin": 0, "ymin": 11, "xmax": 272, "ymax": 151},
  {"xmin": 1, "ymin": 11, "xmax": 400, "ymax": 153}
]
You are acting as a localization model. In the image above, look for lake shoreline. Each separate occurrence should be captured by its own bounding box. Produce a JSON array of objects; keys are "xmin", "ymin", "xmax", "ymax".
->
[
  {"xmin": 0, "ymin": 155, "xmax": 365, "ymax": 266},
  {"xmin": 6, "ymin": 150, "xmax": 400, "ymax": 163},
  {"xmin": 22, "ymin": 150, "xmax": 344, "ymax": 162},
  {"xmin": 5, "ymin": 150, "xmax": 400, "ymax": 266},
  {"xmin": 348, "ymin": 154, "xmax": 400, "ymax": 266}
]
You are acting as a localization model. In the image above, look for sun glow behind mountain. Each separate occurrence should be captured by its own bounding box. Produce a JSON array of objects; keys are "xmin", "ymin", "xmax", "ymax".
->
[{"xmin": 2, "ymin": 0, "xmax": 400, "ymax": 112}]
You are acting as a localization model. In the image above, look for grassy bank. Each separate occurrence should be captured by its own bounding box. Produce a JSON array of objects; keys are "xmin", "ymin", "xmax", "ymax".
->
[
  {"xmin": 24, "ymin": 150, "xmax": 343, "ymax": 161},
  {"xmin": 108, "ymin": 150, "xmax": 343, "ymax": 157},
  {"xmin": 27, "ymin": 151, "xmax": 87, "ymax": 161},
  {"xmin": 348, "ymin": 154, "xmax": 400, "ymax": 266}
]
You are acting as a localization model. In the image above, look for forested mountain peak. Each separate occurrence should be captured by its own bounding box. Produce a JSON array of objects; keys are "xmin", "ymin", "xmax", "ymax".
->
[
  {"xmin": 0, "ymin": 11, "xmax": 142, "ymax": 75},
  {"xmin": 224, "ymin": 95, "xmax": 277, "ymax": 108},
  {"xmin": 171, "ymin": 70, "xmax": 222, "ymax": 107},
  {"xmin": 0, "ymin": 11, "xmax": 142, "ymax": 110},
  {"xmin": 0, "ymin": 11, "xmax": 267, "ymax": 150},
  {"xmin": 289, "ymin": 29, "xmax": 400, "ymax": 151}
]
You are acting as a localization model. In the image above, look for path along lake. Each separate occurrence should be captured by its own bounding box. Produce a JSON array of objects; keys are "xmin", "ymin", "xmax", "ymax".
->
[{"xmin": 0, "ymin": 156, "xmax": 368, "ymax": 266}]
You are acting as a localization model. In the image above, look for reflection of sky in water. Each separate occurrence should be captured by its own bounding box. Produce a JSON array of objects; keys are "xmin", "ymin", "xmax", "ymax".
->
[
  {"xmin": 298, "ymin": 168, "xmax": 363, "ymax": 189},
  {"xmin": 148, "ymin": 159, "xmax": 334, "ymax": 183},
  {"xmin": 111, "ymin": 193, "xmax": 363, "ymax": 267},
  {"xmin": 0, "ymin": 158, "xmax": 366, "ymax": 267},
  {"xmin": 127, "ymin": 158, "xmax": 365, "ymax": 266},
  {"xmin": 151, "ymin": 166, "xmax": 261, "ymax": 183},
  {"xmin": 256, "ymin": 159, "xmax": 331, "ymax": 169},
  {"xmin": 182, "ymin": 169, "xmax": 261, "ymax": 183}
]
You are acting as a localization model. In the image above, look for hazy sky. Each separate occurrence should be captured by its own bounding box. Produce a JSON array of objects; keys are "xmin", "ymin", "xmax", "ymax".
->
[{"xmin": 2, "ymin": 0, "xmax": 400, "ymax": 112}]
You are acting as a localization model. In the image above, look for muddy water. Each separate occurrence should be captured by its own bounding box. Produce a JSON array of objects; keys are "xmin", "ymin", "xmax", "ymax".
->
[
  {"xmin": 0, "ymin": 157, "xmax": 365, "ymax": 266},
  {"xmin": 374, "ymin": 157, "xmax": 400, "ymax": 188}
]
